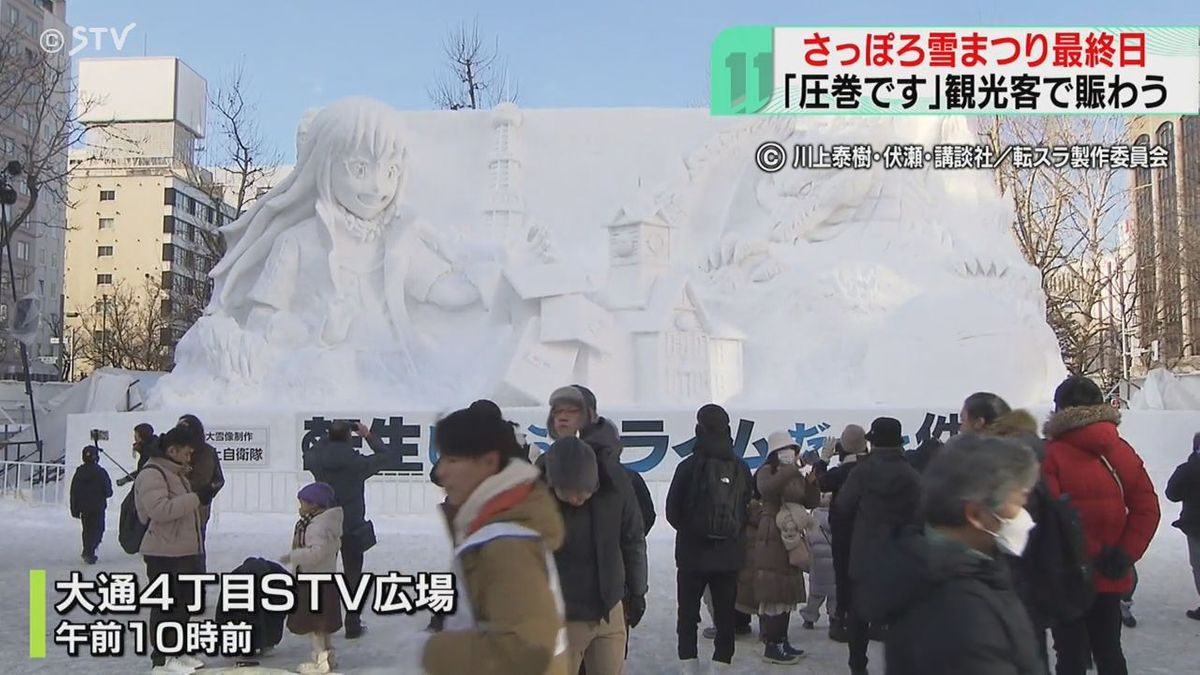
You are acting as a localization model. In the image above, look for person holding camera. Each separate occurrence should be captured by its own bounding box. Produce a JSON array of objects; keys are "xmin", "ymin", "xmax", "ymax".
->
[
  {"xmin": 303, "ymin": 419, "xmax": 402, "ymax": 639},
  {"xmin": 134, "ymin": 426, "xmax": 219, "ymax": 672},
  {"xmin": 116, "ymin": 423, "xmax": 157, "ymax": 488},
  {"xmin": 70, "ymin": 445, "xmax": 112, "ymax": 565}
]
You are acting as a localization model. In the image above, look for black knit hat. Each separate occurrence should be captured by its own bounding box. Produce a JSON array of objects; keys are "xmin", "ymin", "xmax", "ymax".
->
[
  {"xmin": 697, "ymin": 403, "xmax": 731, "ymax": 436},
  {"xmin": 545, "ymin": 437, "xmax": 599, "ymax": 493},
  {"xmin": 865, "ymin": 417, "xmax": 903, "ymax": 448},
  {"xmin": 1053, "ymin": 376, "xmax": 1104, "ymax": 410},
  {"xmin": 435, "ymin": 406, "xmax": 510, "ymax": 459}
]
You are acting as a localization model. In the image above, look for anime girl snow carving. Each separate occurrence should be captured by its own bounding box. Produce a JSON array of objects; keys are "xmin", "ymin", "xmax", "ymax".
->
[{"xmin": 159, "ymin": 97, "xmax": 484, "ymax": 405}]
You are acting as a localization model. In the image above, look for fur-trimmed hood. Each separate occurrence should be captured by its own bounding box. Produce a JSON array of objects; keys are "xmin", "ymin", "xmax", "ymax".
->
[
  {"xmin": 988, "ymin": 409, "xmax": 1039, "ymax": 438},
  {"xmin": 1043, "ymin": 404, "xmax": 1120, "ymax": 440},
  {"xmin": 983, "ymin": 408, "xmax": 1047, "ymax": 460}
]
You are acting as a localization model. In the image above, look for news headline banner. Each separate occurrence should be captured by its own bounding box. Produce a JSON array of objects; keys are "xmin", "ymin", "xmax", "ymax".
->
[{"xmin": 711, "ymin": 26, "xmax": 1200, "ymax": 115}]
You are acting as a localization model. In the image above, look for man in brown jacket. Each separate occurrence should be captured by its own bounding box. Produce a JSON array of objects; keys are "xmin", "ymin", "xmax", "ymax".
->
[
  {"xmin": 135, "ymin": 426, "xmax": 217, "ymax": 672},
  {"xmin": 423, "ymin": 405, "xmax": 568, "ymax": 675}
]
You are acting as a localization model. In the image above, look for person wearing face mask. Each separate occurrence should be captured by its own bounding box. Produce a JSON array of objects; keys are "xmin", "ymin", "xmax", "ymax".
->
[
  {"xmin": 857, "ymin": 434, "xmax": 1044, "ymax": 675},
  {"xmin": 747, "ymin": 431, "xmax": 820, "ymax": 664},
  {"xmin": 962, "ymin": 391, "xmax": 1093, "ymax": 667}
]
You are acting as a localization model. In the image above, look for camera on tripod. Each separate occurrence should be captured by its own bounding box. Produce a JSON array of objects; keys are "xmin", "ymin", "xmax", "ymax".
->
[{"xmin": 90, "ymin": 429, "xmax": 109, "ymax": 442}]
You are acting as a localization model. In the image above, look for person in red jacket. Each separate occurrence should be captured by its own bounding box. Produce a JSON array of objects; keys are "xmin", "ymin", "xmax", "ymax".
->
[{"xmin": 1042, "ymin": 376, "xmax": 1160, "ymax": 675}]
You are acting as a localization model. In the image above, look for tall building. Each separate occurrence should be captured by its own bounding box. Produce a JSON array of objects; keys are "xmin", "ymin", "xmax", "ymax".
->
[
  {"xmin": 1128, "ymin": 115, "xmax": 1200, "ymax": 373},
  {"xmin": 65, "ymin": 57, "xmax": 235, "ymax": 378},
  {"xmin": 0, "ymin": 0, "xmax": 70, "ymax": 380}
]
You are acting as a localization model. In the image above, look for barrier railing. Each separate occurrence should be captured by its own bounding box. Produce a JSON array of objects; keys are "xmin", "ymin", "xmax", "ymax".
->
[
  {"xmin": 1, "ymin": 461, "xmax": 674, "ymax": 518},
  {"xmin": 0, "ymin": 460, "xmax": 67, "ymax": 506}
]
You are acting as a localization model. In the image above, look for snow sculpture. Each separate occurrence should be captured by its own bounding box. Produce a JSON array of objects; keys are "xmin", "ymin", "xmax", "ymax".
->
[
  {"xmin": 150, "ymin": 101, "xmax": 1065, "ymax": 412},
  {"xmin": 153, "ymin": 98, "xmax": 499, "ymax": 407}
]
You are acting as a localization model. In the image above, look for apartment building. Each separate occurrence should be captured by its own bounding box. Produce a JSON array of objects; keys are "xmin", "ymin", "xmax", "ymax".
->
[
  {"xmin": 0, "ymin": 0, "xmax": 69, "ymax": 380},
  {"xmin": 65, "ymin": 57, "xmax": 234, "ymax": 378},
  {"xmin": 1128, "ymin": 114, "xmax": 1200, "ymax": 373}
]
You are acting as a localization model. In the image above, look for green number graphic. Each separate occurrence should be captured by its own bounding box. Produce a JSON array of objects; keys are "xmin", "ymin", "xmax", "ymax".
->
[{"xmin": 711, "ymin": 27, "xmax": 775, "ymax": 115}]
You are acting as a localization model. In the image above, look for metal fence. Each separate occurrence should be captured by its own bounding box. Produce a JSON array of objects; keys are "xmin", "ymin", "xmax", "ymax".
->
[
  {"xmin": 0, "ymin": 461, "xmax": 675, "ymax": 518},
  {"xmin": 0, "ymin": 460, "xmax": 67, "ymax": 506}
]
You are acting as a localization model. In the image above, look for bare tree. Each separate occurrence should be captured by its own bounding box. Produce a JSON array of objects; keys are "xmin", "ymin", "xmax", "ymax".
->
[
  {"xmin": 0, "ymin": 24, "xmax": 121, "ymax": 250},
  {"xmin": 980, "ymin": 115, "xmax": 1138, "ymax": 390},
  {"xmin": 71, "ymin": 277, "xmax": 173, "ymax": 374},
  {"xmin": 188, "ymin": 64, "xmax": 281, "ymax": 266},
  {"xmin": 428, "ymin": 18, "xmax": 518, "ymax": 110}
]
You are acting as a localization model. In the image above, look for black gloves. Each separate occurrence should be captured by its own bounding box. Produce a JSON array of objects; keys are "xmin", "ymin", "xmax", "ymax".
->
[
  {"xmin": 195, "ymin": 484, "xmax": 217, "ymax": 506},
  {"xmin": 1094, "ymin": 545, "xmax": 1133, "ymax": 580},
  {"xmin": 624, "ymin": 595, "xmax": 646, "ymax": 629}
]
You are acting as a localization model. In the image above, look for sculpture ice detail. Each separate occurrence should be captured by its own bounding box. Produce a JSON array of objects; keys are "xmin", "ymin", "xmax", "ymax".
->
[{"xmin": 151, "ymin": 99, "xmax": 1066, "ymax": 411}]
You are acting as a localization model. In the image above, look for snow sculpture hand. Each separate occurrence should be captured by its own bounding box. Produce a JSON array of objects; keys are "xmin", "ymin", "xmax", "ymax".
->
[
  {"xmin": 704, "ymin": 234, "xmax": 783, "ymax": 283},
  {"xmin": 320, "ymin": 303, "xmax": 356, "ymax": 346}
]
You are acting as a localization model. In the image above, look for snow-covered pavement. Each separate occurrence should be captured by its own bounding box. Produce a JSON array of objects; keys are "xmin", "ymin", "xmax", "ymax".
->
[{"xmin": 3, "ymin": 500, "xmax": 1198, "ymax": 674}]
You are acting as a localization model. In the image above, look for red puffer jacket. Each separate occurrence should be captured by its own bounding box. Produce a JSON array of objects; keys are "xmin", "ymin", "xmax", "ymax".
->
[{"xmin": 1042, "ymin": 405, "xmax": 1160, "ymax": 595}]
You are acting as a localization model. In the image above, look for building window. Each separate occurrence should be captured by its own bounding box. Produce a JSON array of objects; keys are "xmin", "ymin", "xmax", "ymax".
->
[
  {"xmin": 24, "ymin": 16, "xmax": 37, "ymax": 38},
  {"xmin": 162, "ymin": 243, "xmax": 174, "ymax": 261},
  {"xmin": 184, "ymin": 250, "xmax": 195, "ymax": 268},
  {"xmin": 204, "ymin": 205, "xmax": 214, "ymax": 223},
  {"xmin": 160, "ymin": 299, "xmax": 173, "ymax": 317},
  {"xmin": 1156, "ymin": 122, "xmax": 1181, "ymax": 359},
  {"xmin": 163, "ymin": 187, "xmax": 175, "ymax": 205},
  {"xmin": 163, "ymin": 216, "xmax": 174, "ymax": 234},
  {"xmin": 160, "ymin": 327, "xmax": 173, "ymax": 346},
  {"xmin": 187, "ymin": 196, "xmax": 196, "ymax": 215},
  {"xmin": 14, "ymin": 241, "xmax": 29, "ymax": 260},
  {"xmin": 5, "ymin": 6, "xmax": 18, "ymax": 25},
  {"xmin": 99, "ymin": 189, "xmax": 115, "ymax": 201},
  {"xmin": 98, "ymin": 217, "xmax": 114, "ymax": 230},
  {"xmin": 1, "ymin": 136, "xmax": 14, "ymax": 154},
  {"xmin": 161, "ymin": 271, "xmax": 173, "ymax": 290},
  {"xmin": 97, "ymin": 246, "xmax": 113, "ymax": 257},
  {"xmin": 188, "ymin": 224, "xmax": 197, "ymax": 241},
  {"xmin": 19, "ymin": 113, "xmax": 32, "ymax": 132},
  {"xmin": 96, "ymin": 274, "xmax": 112, "ymax": 285}
]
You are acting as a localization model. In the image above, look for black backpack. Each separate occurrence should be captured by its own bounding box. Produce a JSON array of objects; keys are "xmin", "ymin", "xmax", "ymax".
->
[
  {"xmin": 687, "ymin": 457, "xmax": 749, "ymax": 540},
  {"xmin": 118, "ymin": 466, "xmax": 166, "ymax": 555},
  {"xmin": 1026, "ymin": 489, "xmax": 1096, "ymax": 622}
]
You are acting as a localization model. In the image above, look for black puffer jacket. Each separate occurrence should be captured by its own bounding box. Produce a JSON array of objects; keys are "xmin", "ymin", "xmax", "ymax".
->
[
  {"xmin": 834, "ymin": 447, "xmax": 923, "ymax": 584},
  {"xmin": 70, "ymin": 461, "xmax": 112, "ymax": 515},
  {"xmin": 858, "ymin": 529, "xmax": 1044, "ymax": 675},
  {"xmin": 1167, "ymin": 452, "xmax": 1200, "ymax": 538},
  {"xmin": 303, "ymin": 434, "xmax": 397, "ymax": 533},
  {"xmin": 625, "ymin": 468, "xmax": 656, "ymax": 535},
  {"xmin": 550, "ymin": 452, "xmax": 649, "ymax": 622},
  {"xmin": 579, "ymin": 417, "xmax": 647, "ymax": 537},
  {"xmin": 665, "ymin": 432, "xmax": 753, "ymax": 572}
]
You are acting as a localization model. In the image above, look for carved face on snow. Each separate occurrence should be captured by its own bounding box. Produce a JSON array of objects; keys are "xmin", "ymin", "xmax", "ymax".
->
[{"xmin": 332, "ymin": 153, "xmax": 403, "ymax": 221}]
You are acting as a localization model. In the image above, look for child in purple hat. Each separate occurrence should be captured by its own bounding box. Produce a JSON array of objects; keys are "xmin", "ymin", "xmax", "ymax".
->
[{"xmin": 281, "ymin": 482, "xmax": 343, "ymax": 673}]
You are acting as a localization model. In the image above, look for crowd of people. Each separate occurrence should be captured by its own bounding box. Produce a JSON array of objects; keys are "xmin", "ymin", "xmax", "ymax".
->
[{"xmin": 63, "ymin": 374, "xmax": 1200, "ymax": 674}]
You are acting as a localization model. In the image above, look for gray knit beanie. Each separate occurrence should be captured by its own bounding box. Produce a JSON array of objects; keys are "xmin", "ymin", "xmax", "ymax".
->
[{"xmin": 545, "ymin": 437, "xmax": 599, "ymax": 493}]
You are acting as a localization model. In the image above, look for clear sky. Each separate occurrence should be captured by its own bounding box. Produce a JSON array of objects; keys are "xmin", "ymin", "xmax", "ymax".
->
[{"xmin": 66, "ymin": 0, "xmax": 1200, "ymax": 162}]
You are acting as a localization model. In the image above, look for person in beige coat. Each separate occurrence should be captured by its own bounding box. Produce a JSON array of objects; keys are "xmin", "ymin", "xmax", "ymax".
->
[
  {"xmin": 134, "ymin": 426, "xmax": 215, "ymax": 672},
  {"xmin": 281, "ymin": 482, "xmax": 344, "ymax": 674},
  {"xmin": 423, "ymin": 405, "xmax": 569, "ymax": 675}
]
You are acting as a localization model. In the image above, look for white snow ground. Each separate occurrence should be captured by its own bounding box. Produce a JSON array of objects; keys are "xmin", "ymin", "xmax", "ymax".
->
[{"xmin": 3, "ymin": 501, "xmax": 1198, "ymax": 674}]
